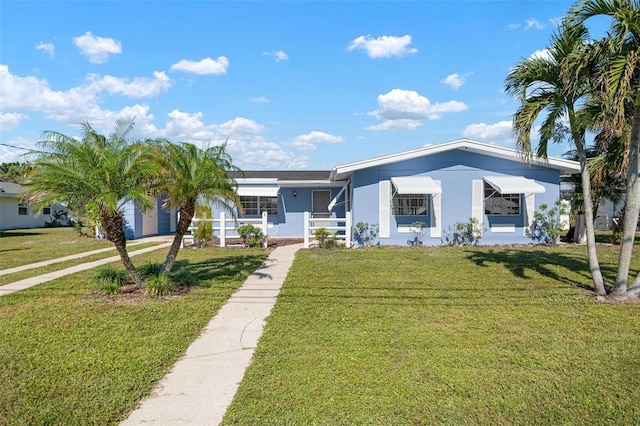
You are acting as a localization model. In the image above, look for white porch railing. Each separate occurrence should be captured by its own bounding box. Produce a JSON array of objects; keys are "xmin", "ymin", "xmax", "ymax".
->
[
  {"xmin": 181, "ymin": 211, "xmax": 268, "ymax": 248},
  {"xmin": 304, "ymin": 211, "xmax": 352, "ymax": 249}
]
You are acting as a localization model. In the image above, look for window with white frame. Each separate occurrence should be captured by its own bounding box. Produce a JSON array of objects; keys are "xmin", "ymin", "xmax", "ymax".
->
[
  {"xmin": 392, "ymin": 193, "xmax": 429, "ymax": 216},
  {"xmin": 239, "ymin": 196, "xmax": 278, "ymax": 215},
  {"xmin": 484, "ymin": 182, "xmax": 520, "ymax": 215},
  {"xmin": 18, "ymin": 202, "xmax": 28, "ymax": 215}
]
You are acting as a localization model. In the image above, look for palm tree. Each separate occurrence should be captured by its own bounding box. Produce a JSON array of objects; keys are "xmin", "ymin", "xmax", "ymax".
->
[
  {"xmin": 505, "ymin": 22, "xmax": 608, "ymax": 295},
  {"xmin": 153, "ymin": 141, "xmax": 242, "ymax": 274},
  {"xmin": 568, "ymin": 0, "xmax": 640, "ymax": 300},
  {"xmin": 22, "ymin": 118, "xmax": 158, "ymax": 287}
]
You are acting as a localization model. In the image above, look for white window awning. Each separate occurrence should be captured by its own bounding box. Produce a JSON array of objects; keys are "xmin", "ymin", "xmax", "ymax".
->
[
  {"xmin": 236, "ymin": 186, "xmax": 280, "ymax": 197},
  {"xmin": 391, "ymin": 176, "xmax": 442, "ymax": 195},
  {"xmin": 484, "ymin": 176, "xmax": 545, "ymax": 194}
]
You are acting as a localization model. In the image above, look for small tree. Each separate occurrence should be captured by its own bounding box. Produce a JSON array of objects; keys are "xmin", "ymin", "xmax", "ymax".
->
[
  {"xmin": 408, "ymin": 221, "xmax": 425, "ymax": 246},
  {"xmin": 443, "ymin": 218, "xmax": 483, "ymax": 246},
  {"xmin": 532, "ymin": 199, "xmax": 569, "ymax": 245},
  {"xmin": 353, "ymin": 222, "xmax": 379, "ymax": 247},
  {"xmin": 194, "ymin": 204, "xmax": 213, "ymax": 248}
]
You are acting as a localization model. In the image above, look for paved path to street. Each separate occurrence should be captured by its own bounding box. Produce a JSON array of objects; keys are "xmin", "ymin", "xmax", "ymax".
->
[
  {"xmin": 0, "ymin": 237, "xmax": 172, "ymax": 296},
  {"xmin": 0, "ymin": 238, "xmax": 165, "ymax": 276},
  {"xmin": 122, "ymin": 243, "xmax": 301, "ymax": 426}
]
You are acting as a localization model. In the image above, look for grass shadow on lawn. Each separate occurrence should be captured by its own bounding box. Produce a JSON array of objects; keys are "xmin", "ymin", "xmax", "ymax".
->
[
  {"xmin": 465, "ymin": 247, "xmax": 620, "ymax": 291},
  {"xmin": 170, "ymin": 252, "xmax": 267, "ymax": 285}
]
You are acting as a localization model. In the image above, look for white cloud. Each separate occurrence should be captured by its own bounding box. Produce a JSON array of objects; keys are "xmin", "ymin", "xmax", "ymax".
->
[
  {"xmin": 508, "ymin": 23, "xmax": 521, "ymax": 30},
  {"xmin": 216, "ymin": 117, "xmax": 265, "ymax": 138},
  {"xmin": 0, "ymin": 112, "xmax": 28, "ymax": 131},
  {"xmin": 264, "ymin": 51, "xmax": 289, "ymax": 62},
  {"xmin": 368, "ymin": 89, "xmax": 467, "ymax": 128},
  {"xmin": 366, "ymin": 119, "xmax": 423, "ymax": 131},
  {"xmin": 85, "ymin": 71, "xmax": 173, "ymax": 98},
  {"xmin": 291, "ymin": 131, "xmax": 345, "ymax": 151},
  {"xmin": 463, "ymin": 120, "xmax": 513, "ymax": 141},
  {"xmin": 443, "ymin": 73, "xmax": 465, "ymax": 89},
  {"xmin": 170, "ymin": 57, "xmax": 229, "ymax": 75},
  {"xmin": 36, "ymin": 42, "xmax": 55, "ymax": 59},
  {"xmin": 73, "ymin": 32, "xmax": 122, "ymax": 63},
  {"xmin": 525, "ymin": 19, "xmax": 544, "ymax": 30},
  {"xmin": 0, "ymin": 136, "xmax": 35, "ymax": 163},
  {"xmin": 347, "ymin": 35, "xmax": 418, "ymax": 58},
  {"xmin": 0, "ymin": 65, "xmax": 160, "ymax": 131},
  {"xmin": 249, "ymin": 96, "xmax": 269, "ymax": 103},
  {"xmin": 529, "ymin": 49, "xmax": 551, "ymax": 61}
]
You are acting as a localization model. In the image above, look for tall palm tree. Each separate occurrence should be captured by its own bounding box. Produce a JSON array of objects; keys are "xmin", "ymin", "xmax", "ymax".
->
[
  {"xmin": 568, "ymin": 0, "xmax": 640, "ymax": 300},
  {"xmin": 22, "ymin": 118, "xmax": 158, "ymax": 287},
  {"xmin": 153, "ymin": 141, "xmax": 242, "ymax": 274},
  {"xmin": 505, "ymin": 22, "xmax": 608, "ymax": 295}
]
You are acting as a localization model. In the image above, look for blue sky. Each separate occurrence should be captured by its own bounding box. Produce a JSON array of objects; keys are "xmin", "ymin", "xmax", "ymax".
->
[{"xmin": 1, "ymin": 1, "xmax": 592, "ymax": 170}]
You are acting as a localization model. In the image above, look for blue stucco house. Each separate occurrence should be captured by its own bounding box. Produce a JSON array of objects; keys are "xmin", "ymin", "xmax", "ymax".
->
[{"xmin": 126, "ymin": 139, "xmax": 580, "ymax": 246}]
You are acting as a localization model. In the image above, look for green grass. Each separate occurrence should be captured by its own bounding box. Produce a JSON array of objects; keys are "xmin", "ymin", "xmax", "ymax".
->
[
  {"xmin": 0, "ymin": 228, "xmax": 114, "ymax": 269},
  {"xmin": 0, "ymin": 242, "xmax": 161, "ymax": 287},
  {"xmin": 223, "ymin": 244, "xmax": 640, "ymax": 425},
  {"xmin": 0, "ymin": 247, "xmax": 268, "ymax": 425}
]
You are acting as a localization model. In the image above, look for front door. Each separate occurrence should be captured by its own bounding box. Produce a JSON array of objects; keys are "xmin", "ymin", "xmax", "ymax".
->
[
  {"xmin": 312, "ymin": 190, "xmax": 331, "ymax": 228},
  {"xmin": 142, "ymin": 199, "xmax": 158, "ymax": 236}
]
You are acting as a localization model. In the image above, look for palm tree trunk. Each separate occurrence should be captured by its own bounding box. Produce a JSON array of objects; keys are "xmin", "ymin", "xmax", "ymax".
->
[
  {"xmin": 611, "ymin": 99, "xmax": 640, "ymax": 300},
  {"xmin": 101, "ymin": 210, "xmax": 144, "ymax": 287},
  {"xmin": 574, "ymin": 137, "xmax": 607, "ymax": 295},
  {"xmin": 162, "ymin": 201, "xmax": 196, "ymax": 274}
]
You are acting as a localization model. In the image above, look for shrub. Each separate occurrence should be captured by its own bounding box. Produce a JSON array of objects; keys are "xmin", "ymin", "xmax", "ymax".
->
[
  {"xmin": 314, "ymin": 227, "xmax": 343, "ymax": 249},
  {"xmin": 145, "ymin": 275, "xmax": 176, "ymax": 297},
  {"xmin": 408, "ymin": 221, "xmax": 426, "ymax": 246},
  {"xmin": 91, "ymin": 266, "xmax": 129, "ymax": 295},
  {"xmin": 138, "ymin": 262, "xmax": 164, "ymax": 279},
  {"xmin": 194, "ymin": 205, "xmax": 213, "ymax": 248},
  {"xmin": 443, "ymin": 218, "xmax": 483, "ymax": 246},
  {"xmin": 238, "ymin": 224, "xmax": 265, "ymax": 248},
  {"xmin": 353, "ymin": 222, "xmax": 379, "ymax": 247},
  {"xmin": 171, "ymin": 270, "xmax": 201, "ymax": 287},
  {"xmin": 532, "ymin": 199, "xmax": 569, "ymax": 245}
]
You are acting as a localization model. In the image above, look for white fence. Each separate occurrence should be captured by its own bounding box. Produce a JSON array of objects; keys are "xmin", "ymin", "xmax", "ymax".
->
[
  {"xmin": 303, "ymin": 211, "xmax": 352, "ymax": 249},
  {"xmin": 183, "ymin": 211, "xmax": 352, "ymax": 249},
  {"xmin": 182, "ymin": 211, "xmax": 268, "ymax": 248}
]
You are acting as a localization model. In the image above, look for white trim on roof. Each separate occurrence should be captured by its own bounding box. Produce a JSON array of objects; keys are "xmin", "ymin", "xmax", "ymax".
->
[
  {"xmin": 236, "ymin": 186, "xmax": 280, "ymax": 197},
  {"xmin": 390, "ymin": 176, "xmax": 442, "ymax": 195},
  {"xmin": 483, "ymin": 176, "xmax": 545, "ymax": 194},
  {"xmin": 330, "ymin": 139, "xmax": 581, "ymax": 180}
]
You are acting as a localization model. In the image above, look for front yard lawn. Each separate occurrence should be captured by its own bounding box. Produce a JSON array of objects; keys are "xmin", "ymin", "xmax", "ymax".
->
[
  {"xmin": 0, "ymin": 228, "xmax": 114, "ymax": 270},
  {"xmin": 224, "ymin": 244, "xmax": 640, "ymax": 425},
  {"xmin": 0, "ymin": 247, "xmax": 267, "ymax": 425}
]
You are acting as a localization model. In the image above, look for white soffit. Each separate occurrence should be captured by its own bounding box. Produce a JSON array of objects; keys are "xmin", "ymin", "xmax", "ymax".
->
[
  {"xmin": 484, "ymin": 176, "xmax": 545, "ymax": 194},
  {"xmin": 236, "ymin": 186, "xmax": 280, "ymax": 197},
  {"xmin": 391, "ymin": 176, "xmax": 442, "ymax": 195}
]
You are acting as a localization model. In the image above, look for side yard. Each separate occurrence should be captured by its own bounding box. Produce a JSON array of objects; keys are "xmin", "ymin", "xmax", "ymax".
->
[{"xmin": 224, "ymin": 245, "xmax": 640, "ymax": 425}]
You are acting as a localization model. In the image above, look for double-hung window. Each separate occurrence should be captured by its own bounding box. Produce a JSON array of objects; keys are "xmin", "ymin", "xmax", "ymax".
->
[
  {"xmin": 239, "ymin": 196, "xmax": 278, "ymax": 216},
  {"xmin": 18, "ymin": 202, "xmax": 28, "ymax": 215}
]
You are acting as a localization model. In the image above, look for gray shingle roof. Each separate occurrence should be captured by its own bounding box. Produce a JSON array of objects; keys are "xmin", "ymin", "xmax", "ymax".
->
[
  {"xmin": 229, "ymin": 170, "xmax": 331, "ymax": 180},
  {"xmin": 0, "ymin": 180, "xmax": 24, "ymax": 194}
]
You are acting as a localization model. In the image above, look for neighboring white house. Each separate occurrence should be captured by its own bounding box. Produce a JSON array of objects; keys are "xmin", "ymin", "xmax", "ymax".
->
[{"xmin": 0, "ymin": 181, "xmax": 68, "ymax": 230}]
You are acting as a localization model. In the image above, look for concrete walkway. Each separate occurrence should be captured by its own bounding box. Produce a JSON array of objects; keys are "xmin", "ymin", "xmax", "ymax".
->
[
  {"xmin": 0, "ymin": 236, "xmax": 171, "ymax": 276},
  {"xmin": 0, "ymin": 237, "xmax": 173, "ymax": 296},
  {"xmin": 122, "ymin": 243, "xmax": 301, "ymax": 426}
]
